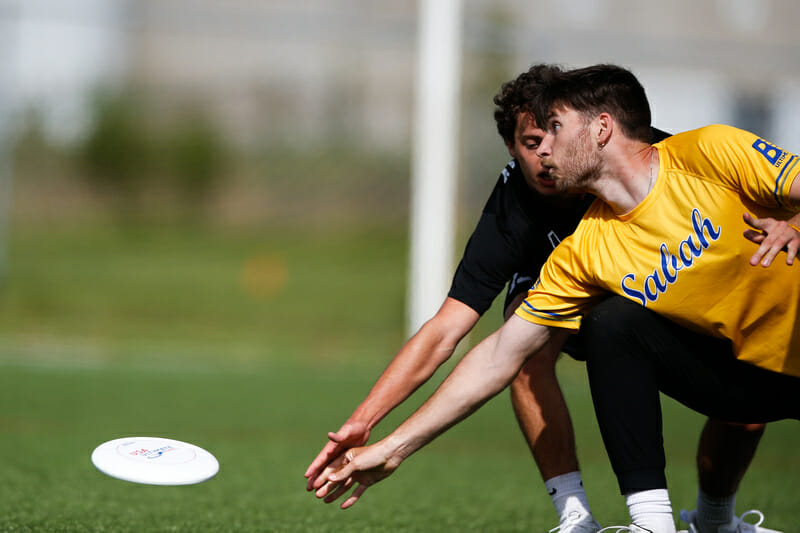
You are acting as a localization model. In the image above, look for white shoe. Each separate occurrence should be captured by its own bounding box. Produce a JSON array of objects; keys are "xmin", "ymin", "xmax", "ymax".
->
[
  {"xmin": 549, "ymin": 510, "xmax": 602, "ymax": 532},
  {"xmin": 678, "ymin": 509, "xmax": 783, "ymax": 533}
]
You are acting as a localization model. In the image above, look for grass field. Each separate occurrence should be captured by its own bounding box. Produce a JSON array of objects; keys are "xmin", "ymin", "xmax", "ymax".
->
[{"xmin": 0, "ymin": 223, "xmax": 798, "ymax": 532}]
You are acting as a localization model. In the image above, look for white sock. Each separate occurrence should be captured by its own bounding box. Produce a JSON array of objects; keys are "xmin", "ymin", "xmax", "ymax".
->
[
  {"xmin": 696, "ymin": 489, "xmax": 736, "ymax": 531},
  {"xmin": 626, "ymin": 488, "xmax": 676, "ymax": 533},
  {"xmin": 544, "ymin": 471, "xmax": 593, "ymax": 523}
]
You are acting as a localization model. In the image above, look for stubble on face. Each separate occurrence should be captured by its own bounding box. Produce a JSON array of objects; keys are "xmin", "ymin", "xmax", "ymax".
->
[{"xmin": 554, "ymin": 121, "xmax": 603, "ymax": 194}]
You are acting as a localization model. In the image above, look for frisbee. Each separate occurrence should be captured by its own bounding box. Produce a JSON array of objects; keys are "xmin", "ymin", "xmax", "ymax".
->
[{"xmin": 91, "ymin": 436, "xmax": 219, "ymax": 485}]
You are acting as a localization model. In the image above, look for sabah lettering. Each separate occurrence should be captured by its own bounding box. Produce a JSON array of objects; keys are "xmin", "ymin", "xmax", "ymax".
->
[{"xmin": 620, "ymin": 209, "xmax": 721, "ymax": 306}]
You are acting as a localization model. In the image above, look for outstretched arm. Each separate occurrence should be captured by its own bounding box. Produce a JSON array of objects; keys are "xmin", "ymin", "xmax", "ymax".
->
[
  {"xmin": 304, "ymin": 297, "xmax": 479, "ymax": 490},
  {"xmin": 743, "ymin": 168, "xmax": 800, "ymax": 266},
  {"xmin": 314, "ymin": 315, "xmax": 552, "ymax": 508}
]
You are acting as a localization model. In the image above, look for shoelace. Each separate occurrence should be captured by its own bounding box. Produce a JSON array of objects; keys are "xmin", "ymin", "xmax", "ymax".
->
[
  {"xmin": 680, "ymin": 508, "xmax": 768, "ymax": 531},
  {"xmin": 737, "ymin": 509, "xmax": 766, "ymax": 528},
  {"xmin": 597, "ymin": 527, "xmax": 635, "ymax": 532}
]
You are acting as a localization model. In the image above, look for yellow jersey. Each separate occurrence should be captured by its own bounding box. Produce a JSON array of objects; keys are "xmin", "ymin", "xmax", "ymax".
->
[{"xmin": 516, "ymin": 124, "xmax": 800, "ymax": 376}]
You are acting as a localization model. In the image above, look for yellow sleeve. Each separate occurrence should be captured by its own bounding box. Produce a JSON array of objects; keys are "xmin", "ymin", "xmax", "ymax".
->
[{"xmin": 514, "ymin": 232, "xmax": 606, "ymax": 331}]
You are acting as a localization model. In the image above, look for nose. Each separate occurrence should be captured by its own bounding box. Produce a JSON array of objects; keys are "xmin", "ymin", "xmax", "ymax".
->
[{"xmin": 536, "ymin": 133, "xmax": 552, "ymax": 158}]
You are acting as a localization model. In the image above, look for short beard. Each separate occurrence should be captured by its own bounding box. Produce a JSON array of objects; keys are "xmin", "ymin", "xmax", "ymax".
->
[{"xmin": 555, "ymin": 125, "xmax": 602, "ymax": 193}]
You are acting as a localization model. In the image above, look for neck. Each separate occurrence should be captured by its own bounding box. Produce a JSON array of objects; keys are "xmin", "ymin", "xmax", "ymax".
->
[{"xmin": 588, "ymin": 143, "xmax": 657, "ymax": 215}]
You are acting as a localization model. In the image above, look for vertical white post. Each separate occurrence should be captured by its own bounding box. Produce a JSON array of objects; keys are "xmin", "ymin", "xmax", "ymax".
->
[
  {"xmin": 0, "ymin": 1, "xmax": 19, "ymax": 285},
  {"xmin": 407, "ymin": 0, "xmax": 463, "ymax": 335}
]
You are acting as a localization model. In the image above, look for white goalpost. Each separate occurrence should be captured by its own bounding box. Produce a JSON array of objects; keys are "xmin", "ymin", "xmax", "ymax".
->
[
  {"xmin": 407, "ymin": 0, "xmax": 463, "ymax": 336},
  {"xmin": 0, "ymin": 2, "xmax": 19, "ymax": 286}
]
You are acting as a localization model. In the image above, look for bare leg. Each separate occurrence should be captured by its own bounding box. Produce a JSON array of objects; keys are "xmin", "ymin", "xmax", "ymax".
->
[
  {"xmin": 697, "ymin": 419, "xmax": 765, "ymax": 496},
  {"xmin": 505, "ymin": 292, "xmax": 579, "ymax": 480},
  {"xmin": 505, "ymin": 295, "xmax": 597, "ymax": 531},
  {"xmin": 510, "ymin": 343, "xmax": 579, "ymax": 479},
  {"xmin": 688, "ymin": 419, "xmax": 767, "ymax": 531}
]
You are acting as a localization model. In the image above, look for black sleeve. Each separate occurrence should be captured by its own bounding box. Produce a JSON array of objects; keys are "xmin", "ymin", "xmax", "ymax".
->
[
  {"xmin": 447, "ymin": 172, "xmax": 523, "ymax": 316},
  {"xmin": 448, "ymin": 210, "xmax": 521, "ymax": 316}
]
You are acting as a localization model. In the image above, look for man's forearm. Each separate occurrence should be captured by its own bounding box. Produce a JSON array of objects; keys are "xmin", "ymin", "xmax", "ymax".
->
[
  {"xmin": 348, "ymin": 300, "xmax": 479, "ymax": 430},
  {"xmin": 348, "ymin": 338, "xmax": 455, "ymax": 431},
  {"xmin": 376, "ymin": 316, "xmax": 550, "ymax": 463}
]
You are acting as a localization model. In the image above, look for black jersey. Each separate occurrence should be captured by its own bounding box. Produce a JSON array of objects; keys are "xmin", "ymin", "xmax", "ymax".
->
[{"xmin": 448, "ymin": 160, "xmax": 594, "ymax": 315}]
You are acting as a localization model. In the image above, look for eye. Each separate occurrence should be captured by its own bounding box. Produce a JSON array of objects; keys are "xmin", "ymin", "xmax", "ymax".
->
[{"xmin": 525, "ymin": 142, "xmax": 540, "ymax": 150}]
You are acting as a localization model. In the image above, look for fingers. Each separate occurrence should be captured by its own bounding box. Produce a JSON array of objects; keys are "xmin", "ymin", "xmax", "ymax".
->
[
  {"xmin": 753, "ymin": 243, "xmax": 779, "ymax": 267},
  {"xmin": 309, "ymin": 451, "xmax": 352, "ymax": 492},
  {"xmin": 742, "ymin": 213, "xmax": 800, "ymax": 267},
  {"xmin": 341, "ymin": 484, "xmax": 369, "ymax": 509},
  {"xmin": 315, "ymin": 478, "xmax": 369, "ymax": 509},
  {"xmin": 328, "ymin": 457, "xmax": 358, "ymax": 484},
  {"xmin": 742, "ymin": 229, "xmax": 765, "ymax": 245},
  {"xmin": 322, "ymin": 477, "xmax": 354, "ymax": 504},
  {"xmin": 306, "ymin": 424, "xmax": 369, "ymax": 490},
  {"xmin": 743, "ymin": 213, "xmax": 771, "ymax": 266},
  {"xmin": 315, "ymin": 475, "xmax": 353, "ymax": 501},
  {"xmin": 305, "ymin": 440, "xmax": 342, "ymax": 490},
  {"xmin": 305, "ymin": 440, "xmax": 338, "ymax": 477},
  {"xmin": 742, "ymin": 212, "xmax": 762, "ymax": 229},
  {"xmin": 327, "ymin": 427, "xmax": 350, "ymax": 443},
  {"xmin": 786, "ymin": 239, "xmax": 798, "ymax": 265}
]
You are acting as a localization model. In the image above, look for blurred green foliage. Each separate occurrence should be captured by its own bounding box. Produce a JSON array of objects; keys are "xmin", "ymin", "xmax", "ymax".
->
[
  {"xmin": 168, "ymin": 109, "xmax": 226, "ymax": 202},
  {"xmin": 11, "ymin": 91, "xmax": 411, "ymax": 229},
  {"xmin": 75, "ymin": 91, "xmax": 229, "ymax": 219},
  {"xmin": 80, "ymin": 91, "xmax": 151, "ymax": 200}
]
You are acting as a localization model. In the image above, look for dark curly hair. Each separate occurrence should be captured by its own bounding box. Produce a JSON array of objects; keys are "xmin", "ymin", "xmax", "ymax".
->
[
  {"xmin": 493, "ymin": 64, "xmax": 564, "ymax": 145},
  {"xmin": 531, "ymin": 64, "xmax": 652, "ymax": 143}
]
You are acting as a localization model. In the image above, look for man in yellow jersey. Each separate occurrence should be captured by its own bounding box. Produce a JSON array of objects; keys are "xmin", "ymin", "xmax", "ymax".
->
[{"xmin": 311, "ymin": 65, "xmax": 799, "ymax": 533}]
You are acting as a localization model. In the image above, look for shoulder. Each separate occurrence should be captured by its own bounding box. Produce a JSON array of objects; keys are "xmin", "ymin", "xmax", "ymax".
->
[
  {"xmin": 498, "ymin": 159, "xmax": 519, "ymax": 185},
  {"xmin": 484, "ymin": 159, "xmax": 521, "ymax": 198},
  {"xmin": 658, "ymin": 125, "xmax": 762, "ymax": 170},
  {"xmin": 480, "ymin": 159, "xmax": 526, "ymax": 213},
  {"xmin": 660, "ymin": 124, "xmax": 756, "ymax": 150}
]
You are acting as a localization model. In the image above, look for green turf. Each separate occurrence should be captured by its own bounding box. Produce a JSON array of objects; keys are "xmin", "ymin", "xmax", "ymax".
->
[{"xmin": 0, "ymin": 224, "xmax": 798, "ymax": 531}]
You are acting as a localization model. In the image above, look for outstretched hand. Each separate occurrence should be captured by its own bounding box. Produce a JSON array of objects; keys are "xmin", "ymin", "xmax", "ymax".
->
[
  {"xmin": 743, "ymin": 212, "xmax": 800, "ymax": 267},
  {"xmin": 312, "ymin": 442, "xmax": 401, "ymax": 509},
  {"xmin": 305, "ymin": 421, "xmax": 371, "ymax": 491}
]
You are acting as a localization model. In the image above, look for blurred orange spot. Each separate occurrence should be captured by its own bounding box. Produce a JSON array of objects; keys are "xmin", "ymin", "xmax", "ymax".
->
[{"xmin": 241, "ymin": 253, "xmax": 288, "ymax": 299}]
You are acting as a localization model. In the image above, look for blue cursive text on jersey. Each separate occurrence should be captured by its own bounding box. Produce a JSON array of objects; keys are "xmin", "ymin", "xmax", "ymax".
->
[{"xmin": 620, "ymin": 209, "xmax": 722, "ymax": 306}]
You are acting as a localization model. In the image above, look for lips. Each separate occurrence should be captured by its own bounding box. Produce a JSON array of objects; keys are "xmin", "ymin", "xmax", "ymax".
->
[{"xmin": 536, "ymin": 172, "xmax": 556, "ymax": 187}]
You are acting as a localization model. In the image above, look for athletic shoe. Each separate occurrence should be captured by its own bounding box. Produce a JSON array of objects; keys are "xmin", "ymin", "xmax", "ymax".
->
[
  {"xmin": 678, "ymin": 508, "xmax": 783, "ymax": 533},
  {"xmin": 549, "ymin": 510, "xmax": 602, "ymax": 532},
  {"xmin": 597, "ymin": 525, "xmax": 652, "ymax": 533}
]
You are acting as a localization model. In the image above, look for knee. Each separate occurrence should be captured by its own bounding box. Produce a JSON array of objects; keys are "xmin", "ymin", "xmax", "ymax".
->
[
  {"xmin": 709, "ymin": 419, "xmax": 766, "ymax": 437},
  {"xmin": 736, "ymin": 422, "xmax": 767, "ymax": 436}
]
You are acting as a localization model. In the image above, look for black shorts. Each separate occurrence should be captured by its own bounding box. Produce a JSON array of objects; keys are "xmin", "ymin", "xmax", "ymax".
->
[{"xmin": 583, "ymin": 295, "xmax": 800, "ymax": 425}]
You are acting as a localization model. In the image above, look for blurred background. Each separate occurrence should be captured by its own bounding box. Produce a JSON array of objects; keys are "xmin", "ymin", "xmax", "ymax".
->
[
  {"xmin": 1, "ymin": 2, "xmax": 800, "ymax": 531},
  {"xmin": 2, "ymin": 0, "xmax": 799, "ymax": 369}
]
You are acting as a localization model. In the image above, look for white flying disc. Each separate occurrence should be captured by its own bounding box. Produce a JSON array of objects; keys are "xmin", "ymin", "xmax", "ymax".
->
[{"xmin": 91, "ymin": 436, "xmax": 219, "ymax": 485}]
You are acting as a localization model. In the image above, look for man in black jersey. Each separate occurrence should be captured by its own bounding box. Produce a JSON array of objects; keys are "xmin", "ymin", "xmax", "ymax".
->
[{"xmin": 305, "ymin": 66, "xmax": 767, "ymax": 533}]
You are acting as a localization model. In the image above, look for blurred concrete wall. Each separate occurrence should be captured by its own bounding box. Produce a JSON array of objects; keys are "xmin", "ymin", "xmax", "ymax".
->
[
  {"xmin": 119, "ymin": 0, "xmax": 800, "ymax": 151},
  {"xmin": 8, "ymin": 0, "xmax": 800, "ymax": 150}
]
